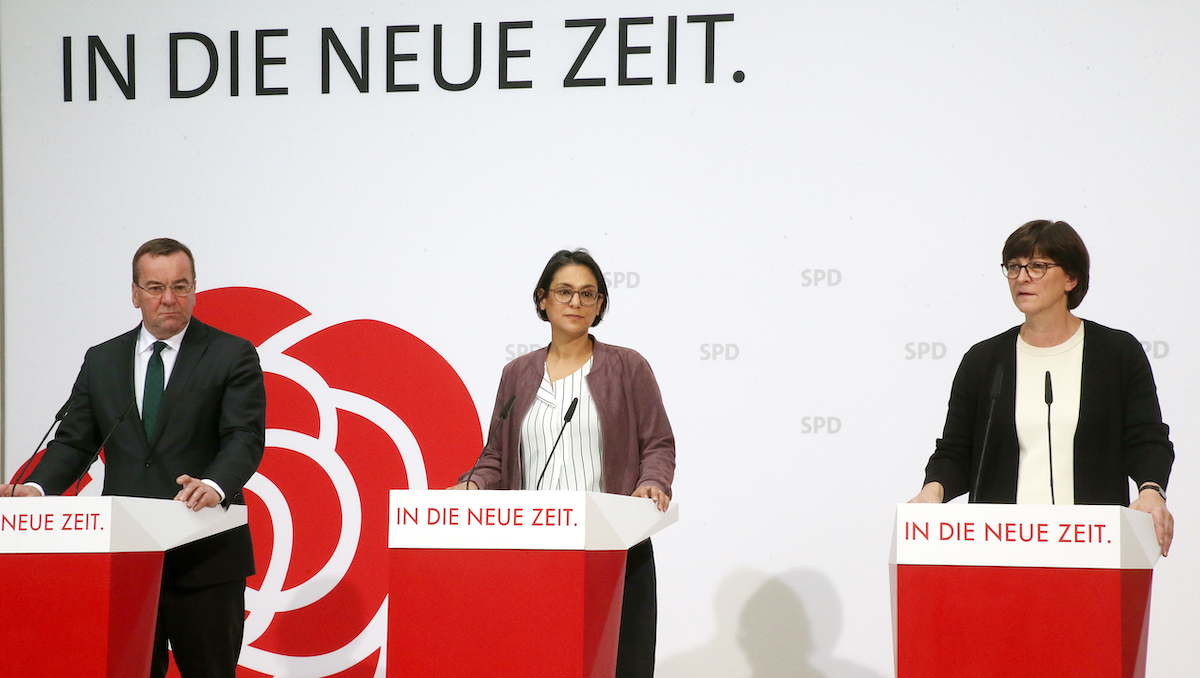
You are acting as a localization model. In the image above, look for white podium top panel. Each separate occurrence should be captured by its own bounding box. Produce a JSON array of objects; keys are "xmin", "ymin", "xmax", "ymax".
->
[
  {"xmin": 892, "ymin": 504, "xmax": 1161, "ymax": 570},
  {"xmin": 0, "ymin": 496, "xmax": 248, "ymax": 554},
  {"xmin": 388, "ymin": 490, "xmax": 678, "ymax": 551}
]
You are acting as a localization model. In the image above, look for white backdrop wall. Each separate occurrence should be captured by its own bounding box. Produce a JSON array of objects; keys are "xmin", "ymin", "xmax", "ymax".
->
[{"xmin": 3, "ymin": 2, "xmax": 1198, "ymax": 676}]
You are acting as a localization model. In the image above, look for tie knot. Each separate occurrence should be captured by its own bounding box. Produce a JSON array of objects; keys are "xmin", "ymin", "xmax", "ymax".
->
[{"xmin": 152, "ymin": 341, "xmax": 167, "ymax": 357}]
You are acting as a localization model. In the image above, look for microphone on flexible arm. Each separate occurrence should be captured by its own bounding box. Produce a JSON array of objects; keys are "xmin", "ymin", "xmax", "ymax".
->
[
  {"xmin": 536, "ymin": 397, "xmax": 579, "ymax": 491},
  {"xmin": 971, "ymin": 365, "xmax": 1004, "ymax": 501},
  {"xmin": 464, "ymin": 395, "xmax": 516, "ymax": 490},
  {"xmin": 69, "ymin": 397, "xmax": 137, "ymax": 497},
  {"xmin": 5, "ymin": 397, "xmax": 73, "ymax": 495},
  {"xmin": 1045, "ymin": 370, "xmax": 1055, "ymax": 505}
]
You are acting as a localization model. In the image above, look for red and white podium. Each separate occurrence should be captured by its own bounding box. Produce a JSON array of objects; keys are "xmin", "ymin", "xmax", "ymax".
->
[
  {"xmin": 0, "ymin": 496, "xmax": 248, "ymax": 677},
  {"xmin": 386, "ymin": 490, "xmax": 678, "ymax": 678},
  {"xmin": 891, "ymin": 503, "xmax": 1161, "ymax": 678}
]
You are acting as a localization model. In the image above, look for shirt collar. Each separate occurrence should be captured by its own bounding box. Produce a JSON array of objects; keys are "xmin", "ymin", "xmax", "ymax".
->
[{"xmin": 137, "ymin": 321, "xmax": 190, "ymax": 355}]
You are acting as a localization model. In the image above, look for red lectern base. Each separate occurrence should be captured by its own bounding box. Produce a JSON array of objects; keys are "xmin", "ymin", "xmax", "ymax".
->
[
  {"xmin": 893, "ymin": 564, "xmax": 1153, "ymax": 678},
  {"xmin": 1, "ymin": 551, "xmax": 164, "ymax": 677},
  {"xmin": 388, "ymin": 548, "xmax": 628, "ymax": 678}
]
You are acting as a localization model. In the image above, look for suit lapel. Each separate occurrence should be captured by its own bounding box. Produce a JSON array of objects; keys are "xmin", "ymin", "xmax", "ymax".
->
[
  {"xmin": 149, "ymin": 320, "xmax": 211, "ymax": 447},
  {"xmin": 115, "ymin": 326, "xmax": 153, "ymax": 453}
]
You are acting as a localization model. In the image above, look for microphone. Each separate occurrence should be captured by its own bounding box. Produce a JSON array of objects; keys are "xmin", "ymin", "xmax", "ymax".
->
[
  {"xmin": 1045, "ymin": 371, "xmax": 1055, "ymax": 505},
  {"xmin": 5, "ymin": 396, "xmax": 73, "ymax": 494},
  {"xmin": 69, "ymin": 398, "xmax": 137, "ymax": 496},
  {"xmin": 464, "ymin": 395, "xmax": 516, "ymax": 490},
  {"xmin": 536, "ymin": 397, "xmax": 579, "ymax": 491},
  {"xmin": 971, "ymin": 365, "xmax": 1004, "ymax": 501}
]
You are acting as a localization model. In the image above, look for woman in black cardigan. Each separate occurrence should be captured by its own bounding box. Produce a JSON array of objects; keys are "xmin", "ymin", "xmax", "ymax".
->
[{"xmin": 911, "ymin": 220, "xmax": 1175, "ymax": 556}]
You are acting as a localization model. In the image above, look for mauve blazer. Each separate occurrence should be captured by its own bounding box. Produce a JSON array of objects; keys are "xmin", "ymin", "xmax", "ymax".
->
[{"xmin": 462, "ymin": 338, "xmax": 675, "ymax": 497}]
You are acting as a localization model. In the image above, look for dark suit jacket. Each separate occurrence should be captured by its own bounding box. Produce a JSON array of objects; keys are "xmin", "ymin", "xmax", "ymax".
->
[
  {"xmin": 29, "ymin": 318, "xmax": 266, "ymax": 587},
  {"xmin": 924, "ymin": 320, "xmax": 1173, "ymax": 505}
]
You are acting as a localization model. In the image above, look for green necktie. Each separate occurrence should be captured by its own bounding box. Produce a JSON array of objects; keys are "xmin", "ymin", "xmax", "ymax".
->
[{"xmin": 143, "ymin": 341, "xmax": 167, "ymax": 436}]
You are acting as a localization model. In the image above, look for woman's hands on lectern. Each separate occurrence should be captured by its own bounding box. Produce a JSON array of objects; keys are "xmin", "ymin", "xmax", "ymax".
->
[
  {"xmin": 633, "ymin": 485, "xmax": 670, "ymax": 512},
  {"xmin": 1130, "ymin": 487, "xmax": 1173, "ymax": 557},
  {"xmin": 908, "ymin": 482, "xmax": 944, "ymax": 504}
]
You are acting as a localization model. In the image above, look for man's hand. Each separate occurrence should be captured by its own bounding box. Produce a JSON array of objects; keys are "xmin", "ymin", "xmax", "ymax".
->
[
  {"xmin": 447, "ymin": 481, "xmax": 479, "ymax": 490},
  {"xmin": 633, "ymin": 485, "xmax": 670, "ymax": 512},
  {"xmin": 1130, "ymin": 487, "xmax": 1173, "ymax": 557},
  {"xmin": 174, "ymin": 474, "xmax": 221, "ymax": 511},
  {"xmin": 0, "ymin": 483, "xmax": 40, "ymax": 498}
]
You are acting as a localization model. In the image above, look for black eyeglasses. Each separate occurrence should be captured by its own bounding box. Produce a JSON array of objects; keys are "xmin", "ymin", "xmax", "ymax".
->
[{"xmin": 1001, "ymin": 262, "xmax": 1059, "ymax": 280}]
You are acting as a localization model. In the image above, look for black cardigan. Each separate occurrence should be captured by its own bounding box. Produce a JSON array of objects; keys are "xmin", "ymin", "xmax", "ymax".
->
[{"xmin": 924, "ymin": 320, "xmax": 1173, "ymax": 505}]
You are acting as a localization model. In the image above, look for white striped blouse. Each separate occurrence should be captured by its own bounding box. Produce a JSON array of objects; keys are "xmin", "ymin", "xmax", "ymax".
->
[{"xmin": 519, "ymin": 357, "xmax": 604, "ymax": 492}]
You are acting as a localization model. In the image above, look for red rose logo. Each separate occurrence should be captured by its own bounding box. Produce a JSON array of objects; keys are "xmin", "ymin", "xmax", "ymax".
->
[{"xmin": 194, "ymin": 287, "xmax": 483, "ymax": 677}]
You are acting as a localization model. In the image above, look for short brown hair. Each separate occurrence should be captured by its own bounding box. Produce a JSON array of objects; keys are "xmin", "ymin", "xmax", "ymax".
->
[
  {"xmin": 1002, "ymin": 220, "xmax": 1089, "ymax": 309},
  {"xmin": 133, "ymin": 238, "xmax": 196, "ymax": 283}
]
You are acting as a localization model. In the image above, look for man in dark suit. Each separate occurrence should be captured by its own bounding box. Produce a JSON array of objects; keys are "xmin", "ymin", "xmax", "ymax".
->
[{"xmin": 1, "ymin": 238, "xmax": 266, "ymax": 678}]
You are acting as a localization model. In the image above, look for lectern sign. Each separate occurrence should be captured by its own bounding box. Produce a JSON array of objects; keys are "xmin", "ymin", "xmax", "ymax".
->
[
  {"xmin": 0, "ymin": 496, "xmax": 248, "ymax": 554},
  {"xmin": 388, "ymin": 489, "xmax": 678, "ymax": 552},
  {"xmin": 894, "ymin": 503, "xmax": 1160, "ymax": 569},
  {"xmin": 389, "ymin": 490, "xmax": 585, "ymax": 550},
  {"xmin": 0, "ymin": 498, "xmax": 110, "ymax": 553}
]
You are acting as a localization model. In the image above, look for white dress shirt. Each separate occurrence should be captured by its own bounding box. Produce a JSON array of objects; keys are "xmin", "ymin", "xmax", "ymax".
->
[{"xmin": 134, "ymin": 322, "xmax": 188, "ymax": 417}]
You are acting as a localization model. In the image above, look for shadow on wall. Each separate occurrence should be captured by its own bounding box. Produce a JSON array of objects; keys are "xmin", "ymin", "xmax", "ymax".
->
[{"xmin": 658, "ymin": 568, "xmax": 884, "ymax": 678}]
